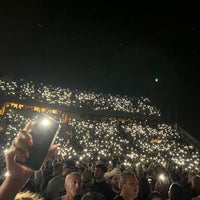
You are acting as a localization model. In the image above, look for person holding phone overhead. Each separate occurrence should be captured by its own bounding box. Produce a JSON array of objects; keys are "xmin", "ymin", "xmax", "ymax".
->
[{"xmin": 0, "ymin": 120, "xmax": 59, "ymax": 200}]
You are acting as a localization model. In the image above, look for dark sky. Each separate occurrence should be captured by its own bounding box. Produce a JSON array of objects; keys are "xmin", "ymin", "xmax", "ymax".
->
[{"xmin": 0, "ymin": 1, "xmax": 199, "ymax": 141}]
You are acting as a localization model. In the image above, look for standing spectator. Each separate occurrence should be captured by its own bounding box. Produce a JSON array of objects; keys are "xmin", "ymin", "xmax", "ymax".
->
[
  {"xmin": 114, "ymin": 171, "xmax": 139, "ymax": 200},
  {"xmin": 81, "ymin": 191, "xmax": 108, "ymax": 200},
  {"xmin": 81, "ymin": 170, "xmax": 93, "ymax": 196},
  {"xmin": 104, "ymin": 167, "xmax": 122, "ymax": 199},
  {"xmin": 148, "ymin": 191, "xmax": 165, "ymax": 200},
  {"xmin": 40, "ymin": 162, "xmax": 63, "ymax": 193},
  {"xmin": 168, "ymin": 182, "xmax": 185, "ymax": 200},
  {"xmin": 154, "ymin": 173, "xmax": 171, "ymax": 199},
  {"xmin": 55, "ymin": 172, "xmax": 82, "ymax": 200},
  {"xmin": 136, "ymin": 165, "xmax": 151, "ymax": 200},
  {"xmin": 90, "ymin": 162, "xmax": 113, "ymax": 200},
  {"xmin": 185, "ymin": 175, "xmax": 200, "ymax": 200},
  {"xmin": 42, "ymin": 160, "xmax": 77, "ymax": 200}
]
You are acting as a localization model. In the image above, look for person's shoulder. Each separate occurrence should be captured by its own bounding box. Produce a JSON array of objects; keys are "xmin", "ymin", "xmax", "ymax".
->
[
  {"xmin": 43, "ymin": 174, "xmax": 54, "ymax": 182},
  {"xmin": 49, "ymin": 174, "xmax": 64, "ymax": 182}
]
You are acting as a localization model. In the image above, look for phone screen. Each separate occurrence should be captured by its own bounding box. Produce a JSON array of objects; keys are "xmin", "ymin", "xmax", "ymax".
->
[{"xmin": 23, "ymin": 114, "xmax": 61, "ymax": 171}]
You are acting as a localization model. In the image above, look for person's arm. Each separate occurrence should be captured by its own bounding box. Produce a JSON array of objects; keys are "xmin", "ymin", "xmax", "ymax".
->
[
  {"xmin": 0, "ymin": 122, "xmax": 33, "ymax": 200},
  {"xmin": 0, "ymin": 121, "xmax": 58, "ymax": 200},
  {"xmin": 0, "ymin": 167, "xmax": 33, "ymax": 200}
]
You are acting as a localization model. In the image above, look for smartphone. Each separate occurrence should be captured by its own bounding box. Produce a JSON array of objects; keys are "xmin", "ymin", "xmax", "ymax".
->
[{"xmin": 23, "ymin": 114, "xmax": 61, "ymax": 171}]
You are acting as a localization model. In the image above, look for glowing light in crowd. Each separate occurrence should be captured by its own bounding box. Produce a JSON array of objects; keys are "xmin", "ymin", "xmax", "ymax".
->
[{"xmin": 0, "ymin": 79, "xmax": 199, "ymax": 172}]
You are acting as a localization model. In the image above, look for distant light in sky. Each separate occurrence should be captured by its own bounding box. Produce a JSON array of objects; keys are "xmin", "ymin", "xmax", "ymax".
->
[{"xmin": 154, "ymin": 78, "xmax": 159, "ymax": 82}]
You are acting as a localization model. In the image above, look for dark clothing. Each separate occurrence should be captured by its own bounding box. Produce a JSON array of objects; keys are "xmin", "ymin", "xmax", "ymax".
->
[
  {"xmin": 184, "ymin": 187, "xmax": 199, "ymax": 200},
  {"xmin": 137, "ymin": 177, "xmax": 151, "ymax": 200},
  {"xmin": 114, "ymin": 195, "xmax": 139, "ymax": 200},
  {"xmin": 40, "ymin": 174, "xmax": 54, "ymax": 192},
  {"xmin": 55, "ymin": 195, "xmax": 82, "ymax": 200},
  {"xmin": 110, "ymin": 190, "xmax": 120, "ymax": 200},
  {"xmin": 90, "ymin": 180, "xmax": 114, "ymax": 200},
  {"xmin": 42, "ymin": 175, "xmax": 66, "ymax": 200},
  {"xmin": 114, "ymin": 195, "xmax": 125, "ymax": 200}
]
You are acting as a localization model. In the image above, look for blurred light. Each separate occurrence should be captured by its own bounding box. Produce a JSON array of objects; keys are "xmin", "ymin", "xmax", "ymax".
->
[
  {"xmin": 159, "ymin": 173, "xmax": 165, "ymax": 181},
  {"xmin": 155, "ymin": 78, "xmax": 159, "ymax": 82}
]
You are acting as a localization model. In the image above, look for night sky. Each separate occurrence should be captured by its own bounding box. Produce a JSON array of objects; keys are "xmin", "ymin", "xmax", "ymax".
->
[{"xmin": 0, "ymin": 1, "xmax": 199, "ymax": 141}]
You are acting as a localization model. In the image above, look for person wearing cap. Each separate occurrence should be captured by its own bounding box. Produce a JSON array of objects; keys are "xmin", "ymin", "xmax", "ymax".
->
[
  {"xmin": 90, "ymin": 162, "xmax": 113, "ymax": 200},
  {"xmin": 104, "ymin": 167, "xmax": 122, "ymax": 199}
]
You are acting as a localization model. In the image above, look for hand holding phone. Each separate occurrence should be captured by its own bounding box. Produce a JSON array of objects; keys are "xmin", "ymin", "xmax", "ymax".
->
[{"xmin": 22, "ymin": 114, "xmax": 61, "ymax": 171}]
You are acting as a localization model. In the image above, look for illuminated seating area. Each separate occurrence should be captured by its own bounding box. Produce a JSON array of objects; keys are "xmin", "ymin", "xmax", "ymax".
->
[
  {"xmin": 0, "ymin": 79, "xmax": 199, "ymax": 172},
  {"xmin": 0, "ymin": 79, "xmax": 160, "ymax": 117}
]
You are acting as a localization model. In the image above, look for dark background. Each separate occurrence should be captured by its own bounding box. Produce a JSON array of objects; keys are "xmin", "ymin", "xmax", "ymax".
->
[{"xmin": 0, "ymin": 1, "xmax": 199, "ymax": 140}]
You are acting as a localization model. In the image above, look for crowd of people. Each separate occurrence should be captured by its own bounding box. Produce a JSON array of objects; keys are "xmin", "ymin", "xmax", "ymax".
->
[
  {"xmin": 0, "ymin": 122, "xmax": 200, "ymax": 200},
  {"xmin": 0, "ymin": 79, "xmax": 160, "ymax": 117},
  {"xmin": 0, "ymin": 109, "xmax": 199, "ymax": 173},
  {"xmin": 0, "ymin": 78, "xmax": 200, "ymax": 199}
]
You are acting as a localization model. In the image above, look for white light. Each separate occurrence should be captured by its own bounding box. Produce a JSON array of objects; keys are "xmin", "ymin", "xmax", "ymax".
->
[
  {"xmin": 159, "ymin": 174, "xmax": 165, "ymax": 181},
  {"xmin": 4, "ymin": 171, "xmax": 10, "ymax": 177},
  {"xmin": 41, "ymin": 119, "xmax": 50, "ymax": 126}
]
